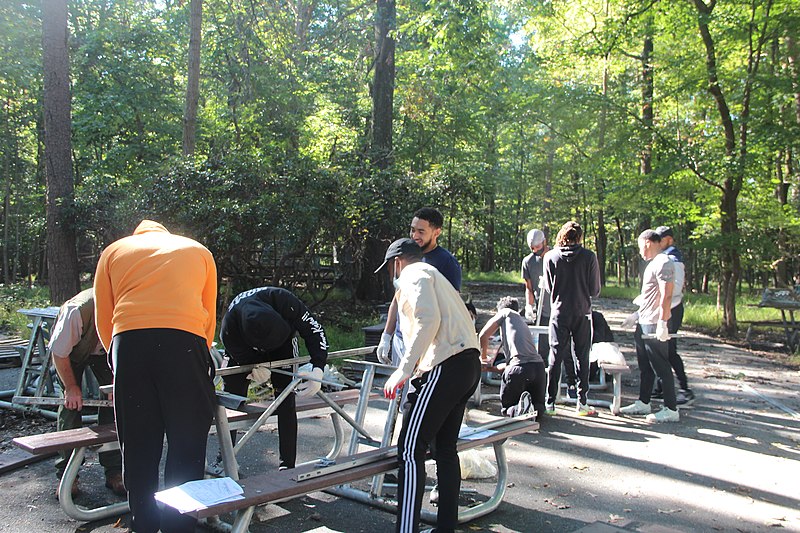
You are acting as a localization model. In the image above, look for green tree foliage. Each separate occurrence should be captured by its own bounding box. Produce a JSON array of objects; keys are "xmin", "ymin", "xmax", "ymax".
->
[{"xmin": 0, "ymin": 0, "xmax": 797, "ymax": 332}]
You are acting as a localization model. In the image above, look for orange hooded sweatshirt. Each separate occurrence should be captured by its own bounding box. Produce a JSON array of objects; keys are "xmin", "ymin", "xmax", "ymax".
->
[{"xmin": 93, "ymin": 220, "xmax": 217, "ymax": 350}]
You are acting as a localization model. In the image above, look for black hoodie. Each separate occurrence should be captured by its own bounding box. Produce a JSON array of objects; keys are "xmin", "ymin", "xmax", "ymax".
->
[
  {"xmin": 220, "ymin": 287, "xmax": 329, "ymax": 369},
  {"xmin": 543, "ymin": 244, "xmax": 600, "ymax": 318}
]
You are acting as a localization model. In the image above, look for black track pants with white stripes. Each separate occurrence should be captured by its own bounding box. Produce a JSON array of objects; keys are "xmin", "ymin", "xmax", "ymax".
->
[{"xmin": 396, "ymin": 349, "xmax": 481, "ymax": 533}]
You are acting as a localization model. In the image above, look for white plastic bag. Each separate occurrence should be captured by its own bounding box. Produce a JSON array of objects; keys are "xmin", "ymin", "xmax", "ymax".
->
[
  {"xmin": 459, "ymin": 449, "xmax": 497, "ymax": 479},
  {"xmin": 589, "ymin": 342, "xmax": 626, "ymax": 366}
]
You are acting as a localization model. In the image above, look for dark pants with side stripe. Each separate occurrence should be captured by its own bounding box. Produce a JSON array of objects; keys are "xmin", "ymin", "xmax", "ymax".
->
[
  {"xmin": 634, "ymin": 324, "xmax": 677, "ymax": 410},
  {"xmin": 113, "ymin": 329, "xmax": 215, "ymax": 533},
  {"xmin": 396, "ymin": 349, "xmax": 481, "ymax": 533}
]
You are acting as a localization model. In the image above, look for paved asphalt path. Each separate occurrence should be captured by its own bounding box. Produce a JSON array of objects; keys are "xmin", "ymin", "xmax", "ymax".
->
[{"xmin": 0, "ymin": 294, "xmax": 798, "ymax": 532}]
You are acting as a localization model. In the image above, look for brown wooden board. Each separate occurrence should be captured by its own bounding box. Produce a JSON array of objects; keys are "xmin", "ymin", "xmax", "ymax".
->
[
  {"xmin": 0, "ymin": 447, "xmax": 57, "ymax": 475},
  {"xmin": 12, "ymin": 424, "xmax": 117, "ymax": 455},
  {"xmin": 191, "ymin": 418, "xmax": 538, "ymax": 519}
]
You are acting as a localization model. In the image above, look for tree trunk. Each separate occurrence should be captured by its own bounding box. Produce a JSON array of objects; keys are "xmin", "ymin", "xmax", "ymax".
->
[
  {"xmin": 42, "ymin": 0, "xmax": 80, "ymax": 303},
  {"xmin": 641, "ymin": 25, "xmax": 654, "ymax": 176},
  {"xmin": 370, "ymin": 0, "xmax": 395, "ymax": 169},
  {"xmin": 182, "ymin": 0, "xmax": 203, "ymax": 156}
]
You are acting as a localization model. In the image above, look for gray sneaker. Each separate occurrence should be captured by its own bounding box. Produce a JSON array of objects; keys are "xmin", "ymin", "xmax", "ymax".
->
[
  {"xmin": 620, "ymin": 400, "xmax": 652, "ymax": 415},
  {"xmin": 646, "ymin": 407, "xmax": 680, "ymax": 423}
]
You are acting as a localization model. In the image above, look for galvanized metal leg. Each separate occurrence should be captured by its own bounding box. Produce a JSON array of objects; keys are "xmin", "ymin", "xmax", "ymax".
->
[
  {"xmin": 215, "ymin": 403, "xmax": 239, "ymax": 480},
  {"xmin": 347, "ymin": 365, "xmax": 375, "ymax": 455},
  {"xmin": 233, "ymin": 378, "xmax": 301, "ymax": 454},
  {"xmin": 58, "ymin": 446, "xmax": 130, "ymax": 521},
  {"xmin": 230, "ymin": 505, "xmax": 256, "ymax": 533},
  {"xmin": 610, "ymin": 372, "xmax": 623, "ymax": 415}
]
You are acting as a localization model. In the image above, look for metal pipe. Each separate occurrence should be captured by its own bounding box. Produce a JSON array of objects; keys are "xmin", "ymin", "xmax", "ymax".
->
[
  {"xmin": 233, "ymin": 378, "xmax": 301, "ymax": 453},
  {"xmin": 57, "ymin": 446, "xmax": 130, "ymax": 521}
]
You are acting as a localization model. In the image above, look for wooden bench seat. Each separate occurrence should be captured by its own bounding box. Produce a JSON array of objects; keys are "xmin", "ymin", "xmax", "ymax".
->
[
  {"xmin": 13, "ymin": 388, "xmax": 368, "ymax": 456},
  {"xmin": 188, "ymin": 417, "xmax": 538, "ymax": 533}
]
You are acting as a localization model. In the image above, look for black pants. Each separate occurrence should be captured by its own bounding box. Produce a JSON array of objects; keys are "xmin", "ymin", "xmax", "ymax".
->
[
  {"xmin": 538, "ymin": 315, "xmax": 576, "ymax": 388},
  {"xmin": 113, "ymin": 329, "xmax": 215, "ymax": 533},
  {"xmin": 222, "ymin": 337, "xmax": 298, "ymax": 469},
  {"xmin": 500, "ymin": 361, "xmax": 546, "ymax": 418},
  {"xmin": 56, "ymin": 353, "xmax": 121, "ymax": 478},
  {"xmin": 547, "ymin": 313, "xmax": 592, "ymax": 404},
  {"xmin": 634, "ymin": 324, "xmax": 677, "ymax": 410},
  {"xmin": 668, "ymin": 303, "xmax": 688, "ymax": 390},
  {"xmin": 396, "ymin": 349, "xmax": 480, "ymax": 533}
]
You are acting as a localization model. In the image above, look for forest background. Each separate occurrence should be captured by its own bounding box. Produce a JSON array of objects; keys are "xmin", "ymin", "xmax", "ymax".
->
[{"xmin": 1, "ymin": 0, "xmax": 799, "ymax": 338}]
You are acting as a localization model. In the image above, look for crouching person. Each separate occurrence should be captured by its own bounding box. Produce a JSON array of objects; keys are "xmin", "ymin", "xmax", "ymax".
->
[{"xmin": 478, "ymin": 297, "xmax": 546, "ymax": 420}]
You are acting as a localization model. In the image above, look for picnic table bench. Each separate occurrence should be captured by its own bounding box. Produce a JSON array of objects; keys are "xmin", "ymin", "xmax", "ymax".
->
[
  {"xmin": 12, "ymin": 387, "xmax": 371, "ymax": 522},
  {"xmin": 748, "ymin": 287, "xmax": 800, "ymax": 352},
  {"xmin": 188, "ymin": 416, "xmax": 538, "ymax": 533}
]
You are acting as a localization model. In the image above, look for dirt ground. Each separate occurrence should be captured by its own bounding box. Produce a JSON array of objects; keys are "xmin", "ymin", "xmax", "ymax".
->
[{"xmin": 0, "ymin": 283, "xmax": 798, "ymax": 532}]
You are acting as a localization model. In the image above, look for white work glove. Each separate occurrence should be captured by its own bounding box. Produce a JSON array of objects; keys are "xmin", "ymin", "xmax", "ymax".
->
[
  {"xmin": 295, "ymin": 367, "xmax": 323, "ymax": 398},
  {"xmin": 656, "ymin": 320, "xmax": 670, "ymax": 342},
  {"xmin": 383, "ymin": 368, "xmax": 407, "ymax": 400},
  {"xmin": 376, "ymin": 332, "xmax": 392, "ymax": 365},
  {"xmin": 524, "ymin": 304, "xmax": 535, "ymax": 321},
  {"xmin": 621, "ymin": 312, "xmax": 638, "ymax": 329},
  {"xmin": 247, "ymin": 363, "xmax": 271, "ymax": 386}
]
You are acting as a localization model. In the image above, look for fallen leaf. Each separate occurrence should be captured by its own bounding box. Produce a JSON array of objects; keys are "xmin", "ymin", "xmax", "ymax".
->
[
  {"xmin": 609, "ymin": 514, "xmax": 624, "ymax": 522},
  {"xmin": 570, "ymin": 464, "xmax": 589, "ymax": 471},
  {"xmin": 658, "ymin": 508, "xmax": 682, "ymax": 514}
]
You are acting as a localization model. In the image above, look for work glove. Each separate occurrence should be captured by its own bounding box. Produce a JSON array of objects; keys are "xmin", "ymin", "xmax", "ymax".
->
[
  {"xmin": 656, "ymin": 320, "xmax": 670, "ymax": 342},
  {"xmin": 247, "ymin": 363, "xmax": 271, "ymax": 386},
  {"xmin": 621, "ymin": 312, "xmax": 639, "ymax": 329},
  {"xmin": 524, "ymin": 304, "xmax": 535, "ymax": 321},
  {"xmin": 383, "ymin": 368, "xmax": 407, "ymax": 400},
  {"xmin": 376, "ymin": 332, "xmax": 392, "ymax": 365},
  {"xmin": 296, "ymin": 367, "xmax": 323, "ymax": 398}
]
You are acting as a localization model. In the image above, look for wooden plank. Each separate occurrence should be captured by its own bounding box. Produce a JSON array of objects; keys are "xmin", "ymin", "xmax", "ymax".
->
[
  {"xmin": 13, "ymin": 424, "xmax": 118, "ymax": 455},
  {"xmin": 192, "ymin": 418, "xmax": 538, "ymax": 519},
  {"xmin": 0, "ymin": 447, "xmax": 57, "ymax": 475},
  {"xmin": 12, "ymin": 389, "xmax": 375, "ymax": 454}
]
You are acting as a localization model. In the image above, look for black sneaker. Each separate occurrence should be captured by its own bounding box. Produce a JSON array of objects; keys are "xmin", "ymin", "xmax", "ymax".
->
[
  {"xmin": 515, "ymin": 391, "xmax": 533, "ymax": 416},
  {"xmin": 567, "ymin": 385, "xmax": 578, "ymax": 400},
  {"xmin": 651, "ymin": 389, "xmax": 664, "ymax": 399},
  {"xmin": 676, "ymin": 388, "xmax": 695, "ymax": 406}
]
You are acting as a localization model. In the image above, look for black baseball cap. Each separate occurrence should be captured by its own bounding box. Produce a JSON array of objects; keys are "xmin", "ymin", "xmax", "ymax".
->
[{"xmin": 374, "ymin": 238, "xmax": 423, "ymax": 274}]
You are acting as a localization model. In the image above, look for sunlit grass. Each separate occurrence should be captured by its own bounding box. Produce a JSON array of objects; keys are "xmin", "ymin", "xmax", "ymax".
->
[{"xmin": 463, "ymin": 271, "xmax": 521, "ymax": 284}]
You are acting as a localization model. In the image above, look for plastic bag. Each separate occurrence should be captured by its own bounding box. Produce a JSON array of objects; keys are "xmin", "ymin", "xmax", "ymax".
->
[
  {"xmin": 589, "ymin": 342, "xmax": 626, "ymax": 366},
  {"xmin": 459, "ymin": 448, "xmax": 497, "ymax": 479}
]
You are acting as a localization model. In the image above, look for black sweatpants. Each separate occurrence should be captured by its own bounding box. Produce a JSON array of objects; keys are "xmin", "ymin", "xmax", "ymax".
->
[
  {"xmin": 500, "ymin": 361, "xmax": 546, "ymax": 418},
  {"xmin": 668, "ymin": 303, "xmax": 688, "ymax": 390},
  {"xmin": 538, "ymin": 315, "xmax": 576, "ymax": 388},
  {"xmin": 634, "ymin": 324, "xmax": 677, "ymax": 410},
  {"xmin": 112, "ymin": 329, "xmax": 215, "ymax": 533},
  {"xmin": 396, "ymin": 349, "xmax": 480, "ymax": 533},
  {"xmin": 547, "ymin": 313, "xmax": 592, "ymax": 405},
  {"xmin": 222, "ymin": 337, "xmax": 298, "ymax": 469}
]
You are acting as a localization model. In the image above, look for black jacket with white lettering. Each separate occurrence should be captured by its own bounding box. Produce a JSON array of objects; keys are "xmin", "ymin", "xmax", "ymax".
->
[{"xmin": 220, "ymin": 287, "xmax": 328, "ymax": 369}]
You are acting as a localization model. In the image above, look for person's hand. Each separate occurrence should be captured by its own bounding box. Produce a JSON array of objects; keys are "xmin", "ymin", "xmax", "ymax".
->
[
  {"xmin": 656, "ymin": 320, "xmax": 670, "ymax": 342},
  {"xmin": 247, "ymin": 364, "xmax": 271, "ymax": 386},
  {"xmin": 621, "ymin": 312, "xmax": 638, "ymax": 329},
  {"xmin": 383, "ymin": 369, "xmax": 407, "ymax": 399},
  {"xmin": 376, "ymin": 333, "xmax": 392, "ymax": 365},
  {"xmin": 524, "ymin": 304, "xmax": 535, "ymax": 321},
  {"xmin": 296, "ymin": 367, "xmax": 323, "ymax": 398},
  {"xmin": 64, "ymin": 385, "xmax": 83, "ymax": 411}
]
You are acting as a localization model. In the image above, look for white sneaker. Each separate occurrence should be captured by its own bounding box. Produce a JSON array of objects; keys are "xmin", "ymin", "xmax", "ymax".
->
[
  {"xmin": 646, "ymin": 407, "xmax": 680, "ymax": 423},
  {"xmin": 620, "ymin": 400, "xmax": 651, "ymax": 415},
  {"xmin": 575, "ymin": 402, "xmax": 597, "ymax": 417}
]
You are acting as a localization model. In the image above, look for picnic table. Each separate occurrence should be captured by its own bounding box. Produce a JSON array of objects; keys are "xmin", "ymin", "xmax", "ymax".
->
[{"xmin": 756, "ymin": 287, "xmax": 800, "ymax": 353}]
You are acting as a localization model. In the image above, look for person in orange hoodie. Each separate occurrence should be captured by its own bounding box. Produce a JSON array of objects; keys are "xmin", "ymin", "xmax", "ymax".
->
[{"xmin": 94, "ymin": 220, "xmax": 217, "ymax": 533}]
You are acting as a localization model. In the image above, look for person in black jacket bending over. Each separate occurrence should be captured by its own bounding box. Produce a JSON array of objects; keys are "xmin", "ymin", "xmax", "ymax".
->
[
  {"xmin": 220, "ymin": 287, "xmax": 328, "ymax": 470},
  {"xmin": 543, "ymin": 221, "xmax": 601, "ymax": 417}
]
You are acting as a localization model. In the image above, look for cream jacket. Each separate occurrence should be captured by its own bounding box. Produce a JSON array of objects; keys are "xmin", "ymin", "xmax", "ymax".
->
[{"xmin": 395, "ymin": 262, "xmax": 479, "ymax": 380}]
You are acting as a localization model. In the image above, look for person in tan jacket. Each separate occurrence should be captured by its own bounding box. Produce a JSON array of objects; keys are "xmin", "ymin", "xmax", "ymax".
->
[{"xmin": 377, "ymin": 238, "xmax": 480, "ymax": 533}]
